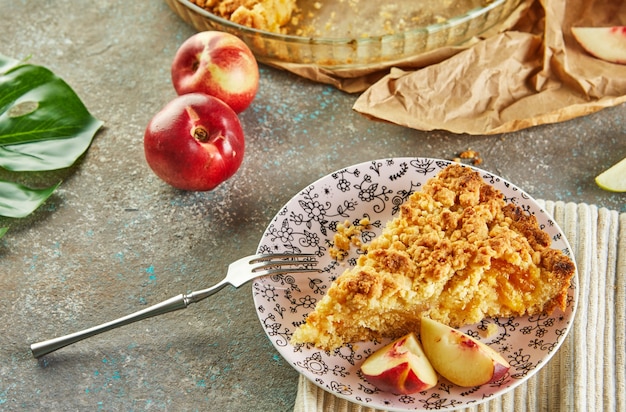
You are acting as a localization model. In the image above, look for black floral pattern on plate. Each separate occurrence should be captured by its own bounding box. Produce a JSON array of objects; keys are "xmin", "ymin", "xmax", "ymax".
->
[{"xmin": 253, "ymin": 158, "xmax": 577, "ymax": 412}]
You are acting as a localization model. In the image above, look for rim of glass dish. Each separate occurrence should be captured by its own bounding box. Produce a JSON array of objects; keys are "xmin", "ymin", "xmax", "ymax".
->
[{"xmin": 178, "ymin": 0, "xmax": 511, "ymax": 46}]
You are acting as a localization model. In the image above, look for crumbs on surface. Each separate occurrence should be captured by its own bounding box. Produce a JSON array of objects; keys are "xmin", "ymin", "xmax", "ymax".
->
[
  {"xmin": 329, "ymin": 217, "xmax": 371, "ymax": 261},
  {"xmin": 480, "ymin": 323, "xmax": 499, "ymax": 338},
  {"xmin": 452, "ymin": 148, "xmax": 483, "ymax": 166}
]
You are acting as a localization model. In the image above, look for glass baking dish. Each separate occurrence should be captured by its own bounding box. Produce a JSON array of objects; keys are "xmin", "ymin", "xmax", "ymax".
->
[{"xmin": 165, "ymin": 0, "xmax": 522, "ymax": 69}]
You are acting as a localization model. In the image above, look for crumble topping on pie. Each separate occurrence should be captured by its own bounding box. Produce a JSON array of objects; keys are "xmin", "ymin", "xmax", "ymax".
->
[
  {"xmin": 189, "ymin": 0, "xmax": 298, "ymax": 33},
  {"xmin": 291, "ymin": 164, "xmax": 575, "ymax": 351}
]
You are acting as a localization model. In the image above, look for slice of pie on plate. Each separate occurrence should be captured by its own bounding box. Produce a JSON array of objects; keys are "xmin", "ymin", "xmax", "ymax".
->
[{"xmin": 291, "ymin": 164, "xmax": 576, "ymax": 351}]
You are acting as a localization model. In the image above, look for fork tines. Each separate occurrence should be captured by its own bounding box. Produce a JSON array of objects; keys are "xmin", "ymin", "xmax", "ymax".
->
[{"xmin": 251, "ymin": 253, "xmax": 320, "ymax": 275}]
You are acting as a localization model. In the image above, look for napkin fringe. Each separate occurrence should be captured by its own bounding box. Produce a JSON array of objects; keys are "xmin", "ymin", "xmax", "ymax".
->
[{"xmin": 294, "ymin": 201, "xmax": 625, "ymax": 412}]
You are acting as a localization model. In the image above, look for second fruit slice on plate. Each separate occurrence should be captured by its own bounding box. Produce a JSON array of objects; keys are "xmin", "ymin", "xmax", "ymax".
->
[{"xmin": 420, "ymin": 317, "xmax": 510, "ymax": 387}]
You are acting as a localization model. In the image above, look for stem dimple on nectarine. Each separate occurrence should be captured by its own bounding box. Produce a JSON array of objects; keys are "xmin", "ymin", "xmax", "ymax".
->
[
  {"xmin": 193, "ymin": 126, "xmax": 209, "ymax": 142},
  {"xmin": 191, "ymin": 59, "xmax": 200, "ymax": 73}
]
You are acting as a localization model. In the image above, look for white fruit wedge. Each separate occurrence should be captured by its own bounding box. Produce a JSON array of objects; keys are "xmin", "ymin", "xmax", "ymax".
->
[
  {"xmin": 420, "ymin": 317, "xmax": 510, "ymax": 387},
  {"xmin": 571, "ymin": 26, "xmax": 626, "ymax": 64},
  {"xmin": 595, "ymin": 157, "xmax": 626, "ymax": 192},
  {"xmin": 360, "ymin": 332, "xmax": 438, "ymax": 394}
]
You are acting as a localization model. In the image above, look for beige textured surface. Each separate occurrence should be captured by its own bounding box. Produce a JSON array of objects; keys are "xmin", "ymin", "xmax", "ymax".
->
[
  {"xmin": 294, "ymin": 201, "xmax": 625, "ymax": 412},
  {"xmin": 1, "ymin": 1, "xmax": 623, "ymax": 410}
]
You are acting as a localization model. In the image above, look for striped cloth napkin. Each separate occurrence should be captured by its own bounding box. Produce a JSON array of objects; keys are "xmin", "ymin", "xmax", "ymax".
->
[{"xmin": 294, "ymin": 201, "xmax": 625, "ymax": 412}]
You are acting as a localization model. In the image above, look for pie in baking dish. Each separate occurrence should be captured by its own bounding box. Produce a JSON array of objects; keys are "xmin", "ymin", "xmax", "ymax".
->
[
  {"xmin": 189, "ymin": 0, "xmax": 297, "ymax": 33},
  {"xmin": 291, "ymin": 164, "xmax": 575, "ymax": 351}
]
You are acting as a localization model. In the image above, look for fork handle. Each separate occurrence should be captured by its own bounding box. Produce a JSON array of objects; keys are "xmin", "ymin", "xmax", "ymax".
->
[{"xmin": 31, "ymin": 280, "xmax": 230, "ymax": 358}]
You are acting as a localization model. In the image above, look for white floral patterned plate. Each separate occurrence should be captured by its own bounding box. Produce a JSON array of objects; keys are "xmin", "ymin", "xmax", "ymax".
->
[{"xmin": 253, "ymin": 158, "xmax": 577, "ymax": 411}]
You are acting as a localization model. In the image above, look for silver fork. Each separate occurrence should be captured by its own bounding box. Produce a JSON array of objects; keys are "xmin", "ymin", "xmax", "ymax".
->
[{"xmin": 30, "ymin": 253, "xmax": 320, "ymax": 358}]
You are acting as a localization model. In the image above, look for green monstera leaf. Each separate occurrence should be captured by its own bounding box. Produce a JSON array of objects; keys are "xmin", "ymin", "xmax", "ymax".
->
[
  {"xmin": 0, "ymin": 180, "xmax": 61, "ymax": 218},
  {"xmin": 0, "ymin": 54, "xmax": 103, "ymax": 238}
]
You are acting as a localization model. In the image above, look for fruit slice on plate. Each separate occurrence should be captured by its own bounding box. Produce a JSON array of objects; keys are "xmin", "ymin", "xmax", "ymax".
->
[
  {"xmin": 420, "ymin": 317, "xmax": 510, "ymax": 387},
  {"xmin": 571, "ymin": 26, "xmax": 626, "ymax": 64},
  {"xmin": 360, "ymin": 332, "xmax": 438, "ymax": 394},
  {"xmin": 595, "ymin": 157, "xmax": 626, "ymax": 192}
]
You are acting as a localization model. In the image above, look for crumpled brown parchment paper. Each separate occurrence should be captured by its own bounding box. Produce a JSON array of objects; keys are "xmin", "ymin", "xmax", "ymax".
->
[
  {"xmin": 272, "ymin": 0, "xmax": 626, "ymax": 135},
  {"xmin": 353, "ymin": 0, "xmax": 626, "ymax": 134}
]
